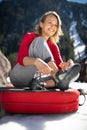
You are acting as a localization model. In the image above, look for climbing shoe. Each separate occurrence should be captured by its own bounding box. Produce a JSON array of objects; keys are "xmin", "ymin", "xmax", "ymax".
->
[
  {"xmin": 30, "ymin": 77, "xmax": 46, "ymax": 90},
  {"xmin": 56, "ymin": 63, "xmax": 81, "ymax": 90}
]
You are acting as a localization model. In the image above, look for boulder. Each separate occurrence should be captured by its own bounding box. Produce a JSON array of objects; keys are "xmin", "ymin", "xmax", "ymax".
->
[{"xmin": 0, "ymin": 50, "xmax": 11, "ymax": 86}]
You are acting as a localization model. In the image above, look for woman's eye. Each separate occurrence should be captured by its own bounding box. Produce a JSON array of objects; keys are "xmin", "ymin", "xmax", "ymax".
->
[
  {"xmin": 48, "ymin": 21, "xmax": 52, "ymax": 24},
  {"xmin": 48, "ymin": 21, "xmax": 57, "ymax": 27}
]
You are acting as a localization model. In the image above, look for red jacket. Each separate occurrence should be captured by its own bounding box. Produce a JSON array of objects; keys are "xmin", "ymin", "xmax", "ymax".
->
[{"xmin": 16, "ymin": 32, "xmax": 63, "ymax": 70}]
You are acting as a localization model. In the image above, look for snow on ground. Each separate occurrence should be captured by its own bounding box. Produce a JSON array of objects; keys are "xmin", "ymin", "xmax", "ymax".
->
[{"xmin": 69, "ymin": 82, "xmax": 87, "ymax": 90}]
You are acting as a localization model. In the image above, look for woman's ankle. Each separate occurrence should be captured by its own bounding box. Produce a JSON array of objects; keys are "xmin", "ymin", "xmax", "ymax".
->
[{"xmin": 45, "ymin": 79, "xmax": 56, "ymax": 88}]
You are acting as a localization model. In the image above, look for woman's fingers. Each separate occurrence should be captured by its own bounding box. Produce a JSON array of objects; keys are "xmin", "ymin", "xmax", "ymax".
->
[{"xmin": 59, "ymin": 59, "xmax": 74, "ymax": 70}]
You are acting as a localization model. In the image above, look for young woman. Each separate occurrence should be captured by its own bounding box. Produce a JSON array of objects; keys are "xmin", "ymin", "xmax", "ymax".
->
[{"xmin": 9, "ymin": 11, "xmax": 80, "ymax": 90}]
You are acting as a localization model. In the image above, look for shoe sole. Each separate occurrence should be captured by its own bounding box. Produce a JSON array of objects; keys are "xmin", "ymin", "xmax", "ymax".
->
[{"xmin": 61, "ymin": 64, "xmax": 81, "ymax": 87}]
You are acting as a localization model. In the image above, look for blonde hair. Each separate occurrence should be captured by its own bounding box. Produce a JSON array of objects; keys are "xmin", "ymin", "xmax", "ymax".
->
[{"xmin": 35, "ymin": 11, "xmax": 64, "ymax": 43}]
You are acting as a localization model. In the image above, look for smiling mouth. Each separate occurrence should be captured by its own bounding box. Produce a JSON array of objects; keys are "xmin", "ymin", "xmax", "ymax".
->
[{"xmin": 48, "ymin": 29, "xmax": 55, "ymax": 33}]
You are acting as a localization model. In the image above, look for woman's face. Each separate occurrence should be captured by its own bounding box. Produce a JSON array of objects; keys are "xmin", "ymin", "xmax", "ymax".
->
[{"xmin": 40, "ymin": 14, "xmax": 58, "ymax": 40}]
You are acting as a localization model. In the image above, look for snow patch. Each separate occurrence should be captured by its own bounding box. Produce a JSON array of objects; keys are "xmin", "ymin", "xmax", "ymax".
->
[{"xmin": 69, "ymin": 21, "xmax": 86, "ymax": 60}]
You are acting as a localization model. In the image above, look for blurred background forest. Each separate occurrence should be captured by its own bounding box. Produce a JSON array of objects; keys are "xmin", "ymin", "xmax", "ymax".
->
[{"xmin": 0, "ymin": 0, "xmax": 87, "ymax": 67}]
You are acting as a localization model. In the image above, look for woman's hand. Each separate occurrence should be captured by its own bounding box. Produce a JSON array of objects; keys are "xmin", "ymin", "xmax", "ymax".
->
[
  {"xmin": 34, "ymin": 58, "xmax": 53, "ymax": 74},
  {"xmin": 59, "ymin": 59, "xmax": 74, "ymax": 70}
]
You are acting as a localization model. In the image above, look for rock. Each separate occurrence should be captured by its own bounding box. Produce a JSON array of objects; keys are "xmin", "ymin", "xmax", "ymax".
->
[{"xmin": 0, "ymin": 50, "xmax": 11, "ymax": 86}]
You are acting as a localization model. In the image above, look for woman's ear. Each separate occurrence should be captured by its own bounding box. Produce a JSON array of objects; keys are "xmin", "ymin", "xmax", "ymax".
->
[{"xmin": 39, "ymin": 21, "xmax": 43, "ymax": 28}]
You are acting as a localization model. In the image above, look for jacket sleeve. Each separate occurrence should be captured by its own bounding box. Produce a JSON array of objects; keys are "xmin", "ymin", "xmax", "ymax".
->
[
  {"xmin": 51, "ymin": 44, "xmax": 63, "ymax": 70},
  {"xmin": 16, "ymin": 33, "xmax": 35, "ymax": 66}
]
